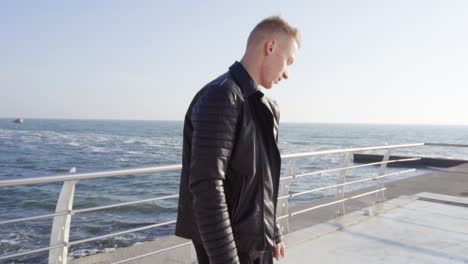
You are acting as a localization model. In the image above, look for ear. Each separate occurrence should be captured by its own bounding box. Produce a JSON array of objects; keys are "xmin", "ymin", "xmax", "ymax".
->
[{"xmin": 264, "ymin": 39, "xmax": 276, "ymax": 56}]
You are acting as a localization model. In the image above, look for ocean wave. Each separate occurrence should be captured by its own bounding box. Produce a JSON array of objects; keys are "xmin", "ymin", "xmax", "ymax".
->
[
  {"xmin": 0, "ymin": 239, "xmax": 21, "ymax": 245},
  {"xmin": 78, "ymin": 220, "xmax": 171, "ymax": 236},
  {"xmin": 67, "ymin": 142, "xmax": 81, "ymax": 147},
  {"xmin": 113, "ymin": 232, "xmax": 147, "ymax": 241},
  {"xmin": 104, "ymin": 203, "xmax": 176, "ymax": 214},
  {"xmin": 125, "ymin": 150, "xmax": 145, "ymax": 155},
  {"xmin": 87, "ymin": 146, "xmax": 109, "ymax": 153},
  {"xmin": 23, "ymin": 200, "xmax": 57, "ymax": 210},
  {"xmin": 73, "ymin": 197, "xmax": 177, "ymax": 216},
  {"xmin": 69, "ymin": 247, "xmax": 116, "ymax": 259}
]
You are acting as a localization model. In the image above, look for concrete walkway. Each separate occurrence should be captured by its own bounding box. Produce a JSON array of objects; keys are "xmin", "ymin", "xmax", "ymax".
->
[
  {"xmin": 72, "ymin": 163, "xmax": 468, "ymax": 264},
  {"xmin": 288, "ymin": 163, "xmax": 468, "ymax": 232},
  {"xmin": 281, "ymin": 193, "xmax": 468, "ymax": 264}
]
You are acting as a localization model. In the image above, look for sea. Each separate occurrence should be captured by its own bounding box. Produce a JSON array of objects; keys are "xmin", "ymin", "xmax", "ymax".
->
[{"xmin": 1, "ymin": 118, "xmax": 468, "ymax": 263}]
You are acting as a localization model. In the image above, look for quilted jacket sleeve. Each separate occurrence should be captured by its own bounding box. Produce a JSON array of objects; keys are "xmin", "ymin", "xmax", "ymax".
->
[
  {"xmin": 270, "ymin": 98, "xmax": 283, "ymax": 245},
  {"xmin": 189, "ymin": 84, "xmax": 241, "ymax": 264}
]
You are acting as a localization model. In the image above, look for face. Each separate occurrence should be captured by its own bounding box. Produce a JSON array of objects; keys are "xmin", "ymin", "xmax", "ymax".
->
[{"xmin": 259, "ymin": 33, "xmax": 298, "ymax": 89}]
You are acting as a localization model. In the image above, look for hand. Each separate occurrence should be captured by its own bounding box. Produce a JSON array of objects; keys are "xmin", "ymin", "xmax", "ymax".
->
[{"xmin": 273, "ymin": 241, "xmax": 286, "ymax": 260}]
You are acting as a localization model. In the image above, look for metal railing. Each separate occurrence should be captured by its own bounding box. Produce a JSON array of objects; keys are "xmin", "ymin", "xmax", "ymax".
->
[{"xmin": 1, "ymin": 142, "xmax": 465, "ymax": 263}]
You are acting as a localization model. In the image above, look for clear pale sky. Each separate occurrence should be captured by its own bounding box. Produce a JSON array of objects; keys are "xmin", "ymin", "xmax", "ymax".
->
[{"xmin": 1, "ymin": 0, "xmax": 467, "ymax": 125}]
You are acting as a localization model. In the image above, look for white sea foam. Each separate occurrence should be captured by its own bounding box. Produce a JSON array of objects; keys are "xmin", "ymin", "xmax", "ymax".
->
[
  {"xmin": 0, "ymin": 239, "xmax": 20, "ymax": 245},
  {"xmin": 123, "ymin": 138, "xmax": 138, "ymax": 144},
  {"xmin": 70, "ymin": 248, "xmax": 116, "ymax": 258},
  {"xmin": 125, "ymin": 151, "xmax": 144, "ymax": 155},
  {"xmin": 114, "ymin": 232, "xmax": 146, "ymax": 241},
  {"xmin": 87, "ymin": 146, "xmax": 108, "ymax": 153},
  {"xmin": 68, "ymin": 142, "xmax": 81, "ymax": 147}
]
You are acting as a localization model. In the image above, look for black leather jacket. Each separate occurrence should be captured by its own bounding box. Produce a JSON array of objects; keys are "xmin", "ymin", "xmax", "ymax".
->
[{"xmin": 175, "ymin": 62, "xmax": 282, "ymax": 263}]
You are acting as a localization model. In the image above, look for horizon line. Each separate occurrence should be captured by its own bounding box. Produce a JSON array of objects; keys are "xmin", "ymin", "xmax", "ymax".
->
[{"xmin": 1, "ymin": 116, "xmax": 467, "ymax": 127}]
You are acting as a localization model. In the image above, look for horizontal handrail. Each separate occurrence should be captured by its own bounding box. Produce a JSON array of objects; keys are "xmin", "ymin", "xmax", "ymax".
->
[
  {"xmin": 281, "ymin": 143, "xmax": 424, "ymax": 159},
  {"xmin": 0, "ymin": 243, "xmax": 65, "ymax": 261},
  {"xmin": 291, "ymin": 188, "xmax": 386, "ymax": 217},
  {"xmin": 69, "ymin": 220, "xmax": 177, "ymax": 246},
  {"xmin": 0, "ymin": 211, "xmax": 69, "ymax": 225},
  {"xmin": 0, "ymin": 143, "xmax": 425, "ymax": 188},
  {"xmin": 0, "ymin": 143, "xmax": 431, "ymax": 262},
  {"xmin": 281, "ymin": 157, "xmax": 420, "ymax": 180},
  {"xmin": 0, "ymin": 194, "xmax": 180, "ymax": 225},
  {"xmin": 1, "ymin": 160, "xmax": 412, "ymax": 225},
  {"xmin": 279, "ymin": 169, "xmax": 415, "ymax": 200},
  {"xmin": 424, "ymin": 143, "xmax": 468, "ymax": 148},
  {"xmin": 0, "ymin": 164, "xmax": 183, "ymax": 187},
  {"xmin": 1, "ymin": 162, "xmax": 415, "ymax": 225},
  {"xmin": 73, "ymin": 194, "xmax": 179, "ymax": 214},
  {"xmin": 277, "ymin": 188, "xmax": 386, "ymax": 220}
]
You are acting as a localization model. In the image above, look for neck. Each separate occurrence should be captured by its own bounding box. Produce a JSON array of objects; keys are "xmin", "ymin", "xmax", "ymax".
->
[{"xmin": 240, "ymin": 53, "xmax": 260, "ymax": 87}]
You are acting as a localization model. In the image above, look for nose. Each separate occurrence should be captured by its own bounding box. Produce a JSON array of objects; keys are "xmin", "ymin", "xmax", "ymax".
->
[{"xmin": 282, "ymin": 70, "xmax": 289, "ymax": 80}]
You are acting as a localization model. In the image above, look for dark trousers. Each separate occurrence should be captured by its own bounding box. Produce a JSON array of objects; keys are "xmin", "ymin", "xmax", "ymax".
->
[{"xmin": 194, "ymin": 242, "xmax": 273, "ymax": 264}]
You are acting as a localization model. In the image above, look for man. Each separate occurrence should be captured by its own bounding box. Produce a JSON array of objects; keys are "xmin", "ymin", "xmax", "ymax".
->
[{"xmin": 175, "ymin": 16, "xmax": 300, "ymax": 264}]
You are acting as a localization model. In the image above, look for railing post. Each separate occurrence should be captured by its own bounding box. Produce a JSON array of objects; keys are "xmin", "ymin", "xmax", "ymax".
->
[
  {"xmin": 277, "ymin": 159, "xmax": 296, "ymax": 235},
  {"xmin": 49, "ymin": 168, "xmax": 78, "ymax": 264},
  {"xmin": 376, "ymin": 150, "xmax": 391, "ymax": 203},
  {"xmin": 336, "ymin": 152, "xmax": 352, "ymax": 216}
]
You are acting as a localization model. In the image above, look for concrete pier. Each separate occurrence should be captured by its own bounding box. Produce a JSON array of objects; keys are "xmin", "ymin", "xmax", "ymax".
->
[
  {"xmin": 282, "ymin": 193, "xmax": 468, "ymax": 263},
  {"xmin": 71, "ymin": 163, "xmax": 468, "ymax": 264},
  {"xmin": 288, "ymin": 163, "xmax": 468, "ymax": 232}
]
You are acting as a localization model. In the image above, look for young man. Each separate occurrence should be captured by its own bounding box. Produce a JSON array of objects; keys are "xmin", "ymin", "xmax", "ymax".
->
[{"xmin": 176, "ymin": 16, "xmax": 300, "ymax": 264}]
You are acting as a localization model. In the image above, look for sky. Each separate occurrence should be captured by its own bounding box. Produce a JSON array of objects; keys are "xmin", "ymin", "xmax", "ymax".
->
[{"xmin": 1, "ymin": 0, "xmax": 467, "ymax": 125}]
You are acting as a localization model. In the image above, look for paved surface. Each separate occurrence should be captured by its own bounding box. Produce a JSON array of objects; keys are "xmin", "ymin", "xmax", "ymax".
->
[
  {"xmin": 281, "ymin": 193, "xmax": 468, "ymax": 264},
  {"xmin": 71, "ymin": 163, "xmax": 468, "ymax": 264},
  {"xmin": 288, "ymin": 163, "xmax": 468, "ymax": 232}
]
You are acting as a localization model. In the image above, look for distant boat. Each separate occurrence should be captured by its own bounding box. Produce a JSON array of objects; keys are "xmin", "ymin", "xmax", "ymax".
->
[{"xmin": 13, "ymin": 118, "xmax": 24, "ymax": 124}]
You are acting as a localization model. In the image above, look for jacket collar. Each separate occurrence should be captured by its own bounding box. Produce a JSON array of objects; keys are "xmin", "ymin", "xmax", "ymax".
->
[{"xmin": 229, "ymin": 61, "xmax": 258, "ymax": 98}]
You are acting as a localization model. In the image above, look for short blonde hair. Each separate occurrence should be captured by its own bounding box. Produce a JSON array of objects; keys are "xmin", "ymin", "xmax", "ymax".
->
[{"xmin": 247, "ymin": 16, "xmax": 301, "ymax": 48}]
